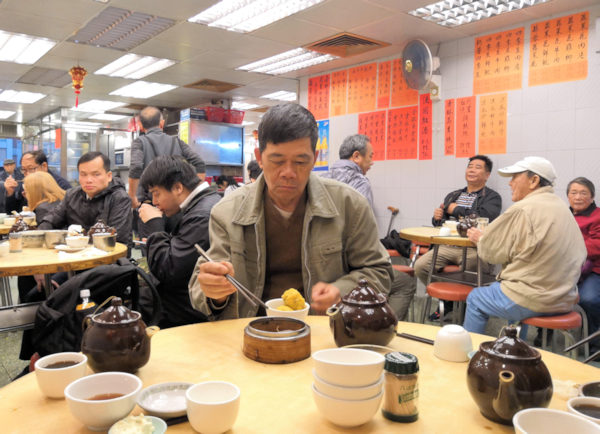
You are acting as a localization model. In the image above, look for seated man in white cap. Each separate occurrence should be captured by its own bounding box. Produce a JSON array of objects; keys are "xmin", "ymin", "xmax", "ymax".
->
[{"xmin": 463, "ymin": 156, "xmax": 587, "ymax": 337}]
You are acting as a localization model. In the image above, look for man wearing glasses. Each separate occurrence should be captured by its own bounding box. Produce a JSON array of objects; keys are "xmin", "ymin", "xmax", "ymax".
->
[{"xmin": 3, "ymin": 151, "xmax": 71, "ymax": 213}]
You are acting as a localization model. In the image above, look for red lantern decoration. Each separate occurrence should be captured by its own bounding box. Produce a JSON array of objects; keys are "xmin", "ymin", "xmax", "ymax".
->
[{"xmin": 69, "ymin": 65, "xmax": 87, "ymax": 107}]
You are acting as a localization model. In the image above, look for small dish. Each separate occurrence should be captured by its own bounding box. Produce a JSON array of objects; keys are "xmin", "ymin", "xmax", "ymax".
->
[
  {"xmin": 55, "ymin": 244, "xmax": 86, "ymax": 253},
  {"xmin": 109, "ymin": 415, "xmax": 167, "ymax": 434},
  {"xmin": 137, "ymin": 382, "xmax": 193, "ymax": 418}
]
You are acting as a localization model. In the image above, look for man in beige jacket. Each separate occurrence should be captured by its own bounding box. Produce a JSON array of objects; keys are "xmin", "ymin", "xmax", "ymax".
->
[{"xmin": 463, "ymin": 156, "xmax": 586, "ymax": 336}]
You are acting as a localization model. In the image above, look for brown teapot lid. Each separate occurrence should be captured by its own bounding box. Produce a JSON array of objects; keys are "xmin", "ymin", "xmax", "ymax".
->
[
  {"xmin": 93, "ymin": 297, "xmax": 139, "ymax": 324},
  {"xmin": 342, "ymin": 279, "xmax": 387, "ymax": 305},
  {"xmin": 484, "ymin": 326, "xmax": 540, "ymax": 359}
]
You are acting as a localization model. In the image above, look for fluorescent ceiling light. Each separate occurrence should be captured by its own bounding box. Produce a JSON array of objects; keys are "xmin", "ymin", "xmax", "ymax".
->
[
  {"xmin": 89, "ymin": 113, "xmax": 127, "ymax": 121},
  {"xmin": 95, "ymin": 54, "xmax": 177, "ymax": 79},
  {"xmin": 188, "ymin": 0, "xmax": 326, "ymax": 33},
  {"xmin": 0, "ymin": 90, "xmax": 46, "ymax": 103},
  {"xmin": 242, "ymin": 121, "xmax": 255, "ymax": 126},
  {"xmin": 232, "ymin": 101, "xmax": 259, "ymax": 110},
  {"xmin": 110, "ymin": 81, "xmax": 177, "ymax": 98},
  {"xmin": 0, "ymin": 30, "xmax": 56, "ymax": 64},
  {"xmin": 409, "ymin": 0, "xmax": 551, "ymax": 27},
  {"xmin": 261, "ymin": 91, "xmax": 296, "ymax": 101},
  {"xmin": 71, "ymin": 99, "xmax": 126, "ymax": 113},
  {"xmin": 238, "ymin": 48, "xmax": 337, "ymax": 75},
  {"xmin": 0, "ymin": 110, "xmax": 15, "ymax": 119}
]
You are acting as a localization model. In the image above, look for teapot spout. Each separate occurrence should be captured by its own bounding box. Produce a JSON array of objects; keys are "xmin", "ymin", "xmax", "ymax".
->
[
  {"xmin": 146, "ymin": 325, "xmax": 160, "ymax": 338},
  {"xmin": 492, "ymin": 370, "xmax": 522, "ymax": 422}
]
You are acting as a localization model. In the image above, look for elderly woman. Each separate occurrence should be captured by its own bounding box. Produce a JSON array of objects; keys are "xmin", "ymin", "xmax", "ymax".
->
[
  {"xmin": 567, "ymin": 177, "xmax": 600, "ymax": 352},
  {"xmin": 23, "ymin": 171, "xmax": 65, "ymax": 222}
]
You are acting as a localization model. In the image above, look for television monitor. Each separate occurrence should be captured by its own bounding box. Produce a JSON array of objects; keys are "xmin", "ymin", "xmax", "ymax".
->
[{"xmin": 189, "ymin": 121, "xmax": 243, "ymax": 166}]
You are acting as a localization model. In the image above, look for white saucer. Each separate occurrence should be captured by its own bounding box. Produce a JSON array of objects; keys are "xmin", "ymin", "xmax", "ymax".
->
[
  {"xmin": 137, "ymin": 382, "xmax": 193, "ymax": 418},
  {"xmin": 109, "ymin": 415, "xmax": 166, "ymax": 434},
  {"xmin": 54, "ymin": 244, "xmax": 86, "ymax": 253}
]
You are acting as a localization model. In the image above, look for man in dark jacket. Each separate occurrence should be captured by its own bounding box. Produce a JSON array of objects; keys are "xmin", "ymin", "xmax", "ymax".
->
[
  {"xmin": 38, "ymin": 151, "xmax": 132, "ymax": 248},
  {"xmin": 414, "ymin": 155, "xmax": 502, "ymax": 319},
  {"xmin": 139, "ymin": 156, "xmax": 220, "ymax": 328},
  {"xmin": 4, "ymin": 151, "xmax": 71, "ymax": 213},
  {"xmin": 0, "ymin": 158, "xmax": 23, "ymax": 181}
]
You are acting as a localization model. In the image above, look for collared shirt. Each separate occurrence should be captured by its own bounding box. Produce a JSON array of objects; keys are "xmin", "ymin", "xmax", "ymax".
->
[{"xmin": 180, "ymin": 181, "xmax": 209, "ymax": 211}]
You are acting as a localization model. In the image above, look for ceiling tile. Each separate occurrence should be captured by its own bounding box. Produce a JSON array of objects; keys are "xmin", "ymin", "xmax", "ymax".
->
[
  {"xmin": 155, "ymin": 22, "xmax": 243, "ymax": 51},
  {"xmin": 0, "ymin": 62, "xmax": 33, "ymax": 82},
  {"xmin": 0, "ymin": 0, "xmax": 104, "ymax": 24},
  {"xmin": 17, "ymin": 67, "xmax": 72, "ymax": 88},
  {"xmin": 251, "ymin": 18, "xmax": 340, "ymax": 47},
  {"xmin": 132, "ymin": 38, "xmax": 207, "ymax": 62},
  {"xmin": 0, "ymin": 10, "xmax": 79, "ymax": 40},
  {"xmin": 296, "ymin": 0, "xmax": 393, "ymax": 30},
  {"xmin": 109, "ymin": 0, "xmax": 216, "ymax": 21}
]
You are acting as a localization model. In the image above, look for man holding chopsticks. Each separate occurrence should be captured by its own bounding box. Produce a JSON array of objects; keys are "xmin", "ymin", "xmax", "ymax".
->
[{"xmin": 189, "ymin": 103, "xmax": 393, "ymax": 319}]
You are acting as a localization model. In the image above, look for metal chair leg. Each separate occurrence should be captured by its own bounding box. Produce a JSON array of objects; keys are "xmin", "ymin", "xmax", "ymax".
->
[{"xmin": 421, "ymin": 295, "xmax": 432, "ymax": 324}]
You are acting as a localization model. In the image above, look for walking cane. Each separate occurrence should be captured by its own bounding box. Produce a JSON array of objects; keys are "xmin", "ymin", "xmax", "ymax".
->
[{"xmin": 386, "ymin": 206, "xmax": 399, "ymax": 237}]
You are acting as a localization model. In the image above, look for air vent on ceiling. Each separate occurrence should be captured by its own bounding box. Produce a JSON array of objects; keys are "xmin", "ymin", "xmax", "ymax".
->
[
  {"xmin": 184, "ymin": 79, "xmax": 242, "ymax": 93},
  {"xmin": 68, "ymin": 7, "xmax": 175, "ymax": 51},
  {"xmin": 305, "ymin": 32, "xmax": 389, "ymax": 58},
  {"xmin": 17, "ymin": 67, "xmax": 72, "ymax": 88},
  {"xmin": 0, "ymin": 123, "xmax": 18, "ymax": 138}
]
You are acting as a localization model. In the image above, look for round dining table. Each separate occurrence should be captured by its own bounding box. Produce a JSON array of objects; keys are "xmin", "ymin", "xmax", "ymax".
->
[{"xmin": 0, "ymin": 316, "xmax": 597, "ymax": 433}]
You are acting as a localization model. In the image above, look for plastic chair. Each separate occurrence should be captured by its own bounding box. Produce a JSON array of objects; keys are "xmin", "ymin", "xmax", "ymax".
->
[{"xmin": 421, "ymin": 281, "xmax": 474, "ymax": 325}]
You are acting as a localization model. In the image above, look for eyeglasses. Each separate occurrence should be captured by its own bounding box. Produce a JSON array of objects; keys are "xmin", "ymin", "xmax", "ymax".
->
[{"xmin": 22, "ymin": 165, "xmax": 40, "ymax": 175}]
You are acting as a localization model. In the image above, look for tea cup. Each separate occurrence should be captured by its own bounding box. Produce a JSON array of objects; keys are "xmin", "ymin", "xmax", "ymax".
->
[
  {"xmin": 34, "ymin": 352, "xmax": 88, "ymax": 398},
  {"xmin": 0, "ymin": 241, "xmax": 8, "ymax": 257},
  {"xmin": 513, "ymin": 408, "xmax": 600, "ymax": 433},
  {"xmin": 186, "ymin": 381, "xmax": 240, "ymax": 434},
  {"xmin": 568, "ymin": 396, "xmax": 600, "ymax": 425},
  {"xmin": 433, "ymin": 324, "xmax": 473, "ymax": 362},
  {"xmin": 4, "ymin": 217, "xmax": 16, "ymax": 226}
]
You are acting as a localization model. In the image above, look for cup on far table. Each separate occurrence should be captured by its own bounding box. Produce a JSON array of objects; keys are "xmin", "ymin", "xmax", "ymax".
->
[
  {"xmin": 186, "ymin": 381, "xmax": 240, "ymax": 434},
  {"xmin": 476, "ymin": 217, "xmax": 489, "ymax": 231},
  {"xmin": 35, "ymin": 352, "xmax": 88, "ymax": 398},
  {"xmin": 8, "ymin": 232, "xmax": 22, "ymax": 253},
  {"xmin": 0, "ymin": 241, "xmax": 8, "ymax": 257}
]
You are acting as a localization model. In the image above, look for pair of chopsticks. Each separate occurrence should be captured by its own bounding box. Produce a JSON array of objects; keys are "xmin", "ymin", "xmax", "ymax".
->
[
  {"xmin": 194, "ymin": 244, "xmax": 268, "ymax": 310},
  {"xmin": 396, "ymin": 332, "xmax": 434, "ymax": 345}
]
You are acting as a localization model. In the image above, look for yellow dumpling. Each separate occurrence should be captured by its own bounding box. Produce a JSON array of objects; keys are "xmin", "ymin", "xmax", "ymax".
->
[
  {"xmin": 276, "ymin": 305, "xmax": 294, "ymax": 311},
  {"xmin": 281, "ymin": 288, "xmax": 306, "ymax": 311}
]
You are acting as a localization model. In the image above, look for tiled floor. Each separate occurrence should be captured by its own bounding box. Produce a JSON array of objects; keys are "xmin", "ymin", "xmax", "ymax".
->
[{"xmin": 0, "ymin": 277, "xmax": 596, "ymax": 388}]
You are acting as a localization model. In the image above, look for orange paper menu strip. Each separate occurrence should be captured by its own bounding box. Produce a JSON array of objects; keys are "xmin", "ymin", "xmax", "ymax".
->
[
  {"xmin": 473, "ymin": 28, "xmax": 524, "ymax": 95},
  {"xmin": 358, "ymin": 111, "xmax": 387, "ymax": 161},
  {"xmin": 444, "ymin": 99, "xmax": 455, "ymax": 156},
  {"xmin": 347, "ymin": 63, "xmax": 377, "ymax": 114},
  {"xmin": 307, "ymin": 74, "xmax": 330, "ymax": 121},
  {"xmin": 391, "ymin": 58, "xmax": 419, "ymax": 107},
  {"xmin": 478, "ymin": 93, "xmax": 507, "ymax": 155},
  {"xmin": 330, "ymin": 70, "xmax": 348, "ymax": 116},
  {"xmin": 529, "ymin": 11, "xmax": 589, "ymax": 86},
  {"xmin": 419, "ymin": 93, "xmax": 432, "ymax": 160},
  {"xmin": 377, "ymin": 61, "xmax": 391, "ymax": 109},
  {"xmin": 456, "ymin": 96, "xmax": 476, "ymax": 158},
  {"xmin": 387, "ymin": 106, "xmax": 418, "ymax": 160}
]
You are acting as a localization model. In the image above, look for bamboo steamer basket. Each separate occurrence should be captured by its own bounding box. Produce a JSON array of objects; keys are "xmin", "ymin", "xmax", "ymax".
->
[{"xmin": 243, "ymin": 317, "xmax": 311, "ymax": 364}]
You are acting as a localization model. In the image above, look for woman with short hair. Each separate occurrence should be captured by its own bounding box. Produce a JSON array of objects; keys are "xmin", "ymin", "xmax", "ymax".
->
[{"xmin": 567, "ymin": 176, "xmax": 600, "ymax": 354}]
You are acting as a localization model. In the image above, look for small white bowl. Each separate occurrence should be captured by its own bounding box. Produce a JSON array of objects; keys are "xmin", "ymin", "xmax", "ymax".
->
[
  {"xmin": 568, "ymin": 396, "xmax": 600, "ymax": 425},
  {"xmin": 313, "ymin": 369, "xmax": 383, "ymax": 401},
  {"xmin": 265, "ymin": 298, "xmax": 309, "ymax": 320},
  {"xmin": 137, "ymin": 382, "xmax": 193, "ymax": 418},
  {"xmin": 581, "ymin": 382, "xmax": 600, "ymax": 398},
  {"xmin": 3, "ymin": 217, "xmax": 16, "ymax": 226},
  {"xmin": 433, "ymin": 324, "xmax": 473, "ymax": 362},
  {"xmin": 312, "ymin": 384, "xmax": 382, "ymax": 428},
  {"xmin": 65, "ymin": 235, "xmax": 89, "ymax": 249},
  {"xmin": 64, "ymin": 371, "xmax": 142, "ymax": 431},
  {"xmin": 312, "ymin": 348, "xmax": 385, "ymax": 387},
  {"xmin": 513, "ymin": 408, "xmax": 600, "ymax": 434},
  {"xmin": 186, "ymin": 381, "xmax": 240, "ymax": 434},
  {"xmin": 34, "ymin": 352, "xmax": 88, "ymax": 398}
]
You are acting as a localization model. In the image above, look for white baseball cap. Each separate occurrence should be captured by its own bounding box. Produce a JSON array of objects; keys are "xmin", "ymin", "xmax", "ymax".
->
[{"xmin": 498, "ymin": 156, "xmax": 557, "ymax": 185}]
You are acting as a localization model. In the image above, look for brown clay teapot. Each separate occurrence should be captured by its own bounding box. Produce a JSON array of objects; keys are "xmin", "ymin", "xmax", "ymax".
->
[
  {"xmin": 81, "ymin": 297, "xmax": 159, "ymax": 373},
  {"xmin": 466, "ymin": 326, "xmax": 552, "ymax": 425},
  {"xmin": 326, "ymin": 279, "xmax": 398, "ymax": 347},
  {"xmin": 456, "ymin": 213, "xmax": 478, "ymax": 237}
]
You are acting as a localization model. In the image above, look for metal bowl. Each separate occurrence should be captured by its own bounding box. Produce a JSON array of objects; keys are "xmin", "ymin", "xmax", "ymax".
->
[
  {"xmin": 44, "ymin": 230, "xmax": 68, "ymax": 248},
  {"xmin": 92, "ymin": 232, "xmax": 116, "ymax": 251},
  {"xmin": 22, "ymin": 230, "xmax": 46, "ymax": 248}
]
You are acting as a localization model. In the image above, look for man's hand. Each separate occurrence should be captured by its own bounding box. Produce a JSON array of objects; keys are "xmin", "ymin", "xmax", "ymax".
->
[
  {"xmin": 310, "ymin": 282, "xmax": 341, "ymax": 314},
  {"xmin": 4, "ymin": 176, "xmax": 17, "ymax": 196},
  {"xmin": 138, "ymin": 203, "xmax": 162, "ymax": 223},
  {"xmin": 131, "ymin": 196, "xmax": 140, "ymax": 209},
  {"xmin": 433, "ymin": 203, "xmax": 445, "ymax": 221},
  {"xmin": 467, "ymin": 227, "xmax": 482, "ymax": 245},
  {"xmin": 196, "ymin": 261, "xmax": 237, "ymax": 303}
]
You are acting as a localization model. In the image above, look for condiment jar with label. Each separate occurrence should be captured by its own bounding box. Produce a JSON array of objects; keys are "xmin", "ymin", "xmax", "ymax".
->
[{"xmin": 382, "ymin": 351, "xmax": 419, "ymax": 423}]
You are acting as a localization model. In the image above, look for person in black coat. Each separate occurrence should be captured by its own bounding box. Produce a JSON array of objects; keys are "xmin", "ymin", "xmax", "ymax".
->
[
  {"xmin": 139, "ymin": 156, "xmax": 221, "ymax": 328},
  {"xmin": 4, "ymin": 151, "xmax": 71, "ymax": 213},
  {"xmin": 38, "ymin": 152, "xmax": 132, "ymax": 249}
]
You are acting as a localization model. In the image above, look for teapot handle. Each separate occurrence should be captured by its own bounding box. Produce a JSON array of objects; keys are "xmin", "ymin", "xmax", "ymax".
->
[{"xmin": 82, "ymin": 314, "xmax": 93, "ymax": 333}]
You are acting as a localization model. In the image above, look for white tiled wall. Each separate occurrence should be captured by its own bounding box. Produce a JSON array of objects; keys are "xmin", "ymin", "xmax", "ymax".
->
[{"xmin": 300, "ymin": 5, "xmax": 600, "ymax": 237}]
